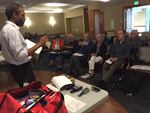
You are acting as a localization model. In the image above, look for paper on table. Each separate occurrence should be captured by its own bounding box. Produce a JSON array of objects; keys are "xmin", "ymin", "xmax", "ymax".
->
[
  {"xmin": 130, "ymin": 65, "xmax": 150, "ymax": 71},
  {"xmin": 80, "ymin": 73, "xmax": 90, "ymax": 79},
  {"xmin": 25, "ymin": 39, "xmax": 42, "ymax": 55},
  {"xmin": 51, "ymin": 75, "xmax": 72, "ymax": 90},
  {"xmin": 105, "ymin": 58, "xmax": 112, "ymax": 64},
  {"xmin": 50, "ymin": 51, "xmax": 57, "ymax": 54},
  {"xmin": 73, "ymin": 53, "xmax": 83, "ymax": 56},
  {"xmin": 64, "ymin": 94, "xmax": 86, "ymax": 113}
]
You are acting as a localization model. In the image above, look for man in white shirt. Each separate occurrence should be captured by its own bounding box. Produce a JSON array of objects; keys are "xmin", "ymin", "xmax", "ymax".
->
[{"xmin": 0, "ymin": 3, "xmax": 48, "ymax": 87}]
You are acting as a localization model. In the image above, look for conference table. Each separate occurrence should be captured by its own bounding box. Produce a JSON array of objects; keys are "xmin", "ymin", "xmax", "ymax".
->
[{"xmin": 47, "ymin": 78, "xmax": 109, "ymax": 113}]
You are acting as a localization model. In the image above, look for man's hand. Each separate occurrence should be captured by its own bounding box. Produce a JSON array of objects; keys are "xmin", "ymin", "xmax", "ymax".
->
[
  {"xmin": 28, "ymin": 35, "xmax": 48, "ymax": 56},
  {"xmin": 110, "ymin": 57, "xmax": 118, "ymax": 62},
  {"xmin": 39, "ymin": 35, "xmax": 49, "ymax": 46}
]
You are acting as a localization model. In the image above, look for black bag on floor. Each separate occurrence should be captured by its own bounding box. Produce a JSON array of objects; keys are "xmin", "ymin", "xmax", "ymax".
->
[
  {"xmin": 114, "ymin": 74, "xmax": 142, "ymax": 95},
  {"xmin": 55, "ymin": 55, "xmax": 64, "ymax": 68}
]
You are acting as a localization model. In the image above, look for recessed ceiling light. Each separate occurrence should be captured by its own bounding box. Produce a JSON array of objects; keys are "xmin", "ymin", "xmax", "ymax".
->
[
  {"xmin": 66, "ymin": 5, "xmax": 85, "ymax": 11},
  {"xmin": 45, "ymin": 3, "xmax": 68, "ymax": 7},
  {"xmin": 99, "ymin": 0, "xmax": 110, "ymax": 2},
  {"xmin": 52, "ymin": 8, "xmax": 63, "ymax": 13}
]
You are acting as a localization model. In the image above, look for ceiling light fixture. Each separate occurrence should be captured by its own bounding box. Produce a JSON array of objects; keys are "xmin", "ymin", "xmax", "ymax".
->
[
  {"xmin": 66, "ymin": 5, "xmax": 85, "ymax": 11},
  {"xmin": 99, "ymin": 0, "xmax": 110, "ymax": 2},
  {"xmin": 45, "ymin": 3, "xmax": 68, "ymax": 7},
  {"xmin": 52, "ymin": 8, "xmax": 63, "ymax": 13}
]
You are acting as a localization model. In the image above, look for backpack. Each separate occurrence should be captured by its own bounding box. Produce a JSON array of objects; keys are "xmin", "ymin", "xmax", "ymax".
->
[{"xmin": 114, "ymin": 71, "xmax": 142, "ymax": 95}]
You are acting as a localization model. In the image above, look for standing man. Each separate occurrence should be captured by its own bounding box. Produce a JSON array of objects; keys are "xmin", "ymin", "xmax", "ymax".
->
[{"xmin": 0, "ymin": 3, "xmax": 48, "ymax": 87}]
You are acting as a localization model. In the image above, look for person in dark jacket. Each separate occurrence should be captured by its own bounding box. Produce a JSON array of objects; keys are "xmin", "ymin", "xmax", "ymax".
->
[
  {"xmin": 69, "ymin": 33, "xmax": 94, "ymax": 77},
  {"xmin": 98, "ymin": 29, "xmax": 131, "ymax": 89},
  {"xmin": 129, "ymin": 30, "xmax": 142, "ymax": 65}
]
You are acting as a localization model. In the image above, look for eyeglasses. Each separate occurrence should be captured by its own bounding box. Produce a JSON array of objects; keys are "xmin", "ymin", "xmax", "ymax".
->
[{"xmin": 78, "ymin": 88, "xmax": 90, "ymax": 97}]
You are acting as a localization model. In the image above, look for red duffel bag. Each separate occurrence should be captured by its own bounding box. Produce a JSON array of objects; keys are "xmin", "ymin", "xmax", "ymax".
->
[{"xmin": 0, "ymin": 81, "xmax": 68, "ymax": 113}]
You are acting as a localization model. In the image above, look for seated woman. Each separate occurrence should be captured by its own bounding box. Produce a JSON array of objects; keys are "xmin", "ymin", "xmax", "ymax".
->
[
  {"xmin": 82, "ymin": 33, "xmax": 107, "ymax": 78},
  {"xmin": 52, "ymin": 34, "xmax": 64, "ymax": 51},
  {"xmin": 48, "ymin": 34, "xmax": 64, "ymax": 66}
]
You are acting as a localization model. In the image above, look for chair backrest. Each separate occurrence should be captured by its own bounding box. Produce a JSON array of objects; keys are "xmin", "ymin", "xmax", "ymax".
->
[{"xmin": 139, "ymin": 47, "xmax": 150, "ymax": 64}]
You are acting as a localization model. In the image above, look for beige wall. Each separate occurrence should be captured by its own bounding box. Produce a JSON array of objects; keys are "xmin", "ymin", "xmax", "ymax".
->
[
  {"xmin": 21, "ymin": 13, "xmax": 65, "ymax": 34},
  {"xmin": 64, "ymin": 8, "xmax": 84, "ymax": 18},
  {"xmin": 102, "ymin": 3, "xmax": 124, "ymax": 31},
  {"xmin": 70, "ymin": 16, "xmax": 83, "ymax": 33},
  {"xmin": 66, "ymin": 0, "xmax": 150, "ymax": 33},
  {"xmin": 66, "ymin": 18, "xmax": 71, "ymax": 33},
  {"xmin": 0, "ymin": 13, "xmax": 6, "ymax": 29},
  {"xmin": 1, "ymin": 0, "xmax": 150, "ymax": 34},
  {"xmin": 0, "ymin": 12, "xmax": 65, "ymax": 34},
  {"xmin": 64, "ymin": 8, "xmax": 85, "ymax": 34}
]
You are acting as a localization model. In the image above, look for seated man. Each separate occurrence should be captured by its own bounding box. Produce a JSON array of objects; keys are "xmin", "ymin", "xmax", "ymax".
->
[
  {"xmin": 102, "ymin": 31, "xmax": 111, "ymax": 45},
  {"xmin": 69, "ymin": 33, "xmax": 94, "ymax": 77},
  {"xmin": 129, "ymin": 30, "xmax": 142, "ymax": 65},
  {"xmin": 82, "ymin": 33, "xmax": 107, "ymax": 78},
  {"xmin": 101, "ymin": 31, "xmax": 111, "ymax": 56},
  {"xmin": 98, "ymin": 29, "xmax": 131, "ymax": 89},
  {"xmin": 63, "ymin": 33, "xmax": 81, "ymax": 53}
]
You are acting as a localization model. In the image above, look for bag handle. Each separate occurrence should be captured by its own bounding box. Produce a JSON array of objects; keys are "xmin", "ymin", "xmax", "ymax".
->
[
  {"xmin": 0, "ymin": 93, "xmax": 8, "ymax": 109},
  {"xmin": 16, "ymin": 92, "xmax": 64, "ymax": 113},
  {"xmin": 28, "ymin": 92, "xmax": 65, "ymax": 113},
  {"xmin": 16, "ymin": 90, "xmax": 53, "ymax": 113},
  {"xmin": 16, "ymin": 82, "xmax": 54, "ymax": 113},
  {"xmin": 55, "ymin": 93, "xmax": 64, "ymax": 113},
  {"xmin": 27, "ymin": 92, "xmax": 50, "ymax": 110}
]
